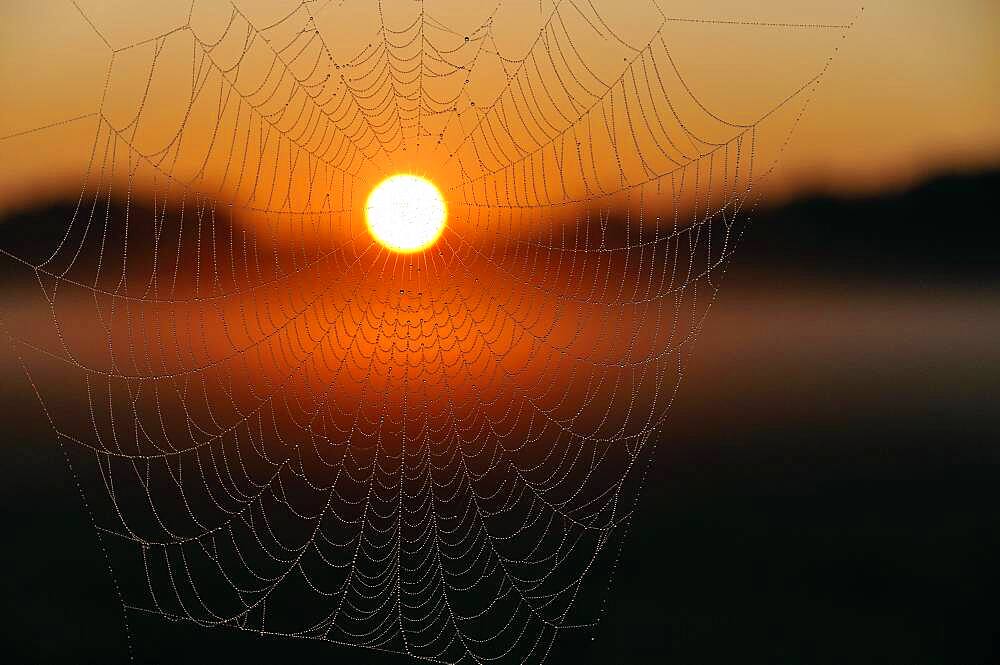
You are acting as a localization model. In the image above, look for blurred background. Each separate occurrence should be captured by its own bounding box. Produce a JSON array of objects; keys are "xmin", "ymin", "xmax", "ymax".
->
[{"xmin": 1, "ymin": 0, "xmax": 998, "ymax": 663}]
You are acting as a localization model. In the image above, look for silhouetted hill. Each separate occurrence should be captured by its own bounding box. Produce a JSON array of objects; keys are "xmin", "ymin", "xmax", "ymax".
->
[
  {"xmin": 3, "ymin": 170, "xmax": 998, "ymax": 283},
  {"xmin": 745, "ymin": 170, "xmax": 1000, "ymax": 280}
]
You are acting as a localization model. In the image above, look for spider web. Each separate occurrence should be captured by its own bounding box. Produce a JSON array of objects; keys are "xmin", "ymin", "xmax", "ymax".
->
[{"xmin": 0, "ymin": 1, "xmax": 858, "ymax": 662}]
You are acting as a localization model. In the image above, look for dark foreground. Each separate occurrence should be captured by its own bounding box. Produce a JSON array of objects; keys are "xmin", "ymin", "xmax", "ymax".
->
[{"xmin": 2, "ymin": 171, "xmax": 998, "ymax": 664}]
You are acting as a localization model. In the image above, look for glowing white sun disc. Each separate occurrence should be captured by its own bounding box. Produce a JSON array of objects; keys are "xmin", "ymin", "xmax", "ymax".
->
[{"xmin": 365, "ymin": 174, "xmax": 447, "ymax": 253}]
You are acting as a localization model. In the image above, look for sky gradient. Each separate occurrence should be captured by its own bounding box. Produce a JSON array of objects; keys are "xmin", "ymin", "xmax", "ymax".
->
[{"xmin": 1, "ymin": 0, "xmax": 997, "ymax": 210}]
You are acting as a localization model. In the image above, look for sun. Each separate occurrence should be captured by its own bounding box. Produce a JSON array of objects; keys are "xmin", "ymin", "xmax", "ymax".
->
[{"xmin": 365, "ymin": 174, "xmax": 447, "ymax": 253}]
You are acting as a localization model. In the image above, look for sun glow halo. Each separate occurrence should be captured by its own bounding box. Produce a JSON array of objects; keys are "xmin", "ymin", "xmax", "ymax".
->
[{"xmin": 365, "ymin": 174, "xmax": 447, "ymax": 253}]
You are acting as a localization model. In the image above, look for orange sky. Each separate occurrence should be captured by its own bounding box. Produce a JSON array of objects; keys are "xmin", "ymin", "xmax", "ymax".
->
[
  {"xmin": 0, "ymin": 0, "xmax": 997, "ymax": 211},
  {"xmin": 771, "ymin": 0, "xmax": 1000, "ymax": 197}
]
